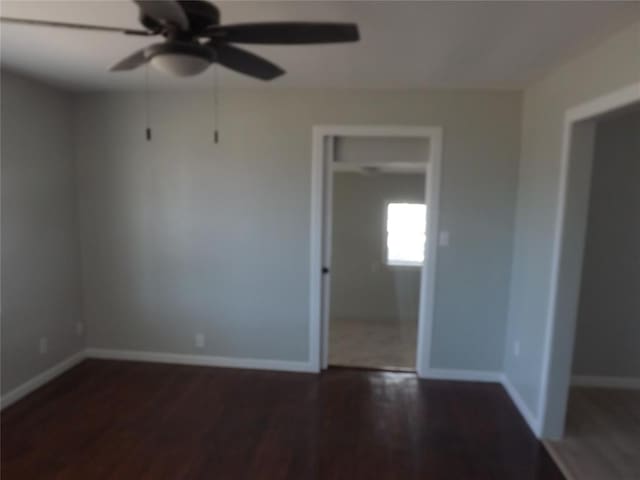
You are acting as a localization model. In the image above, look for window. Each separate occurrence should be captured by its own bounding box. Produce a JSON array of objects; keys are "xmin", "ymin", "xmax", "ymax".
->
[{"xmin": 385, "ymin": 203, "xmax": 427, "ymax": 266}]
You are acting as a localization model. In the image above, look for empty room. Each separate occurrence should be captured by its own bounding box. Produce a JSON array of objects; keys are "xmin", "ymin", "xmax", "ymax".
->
[
  {"xmin": 328, "ymin": 136, "xmax": 429, "ymax": 371},
  {"xmin": 1, "ymin": 1, "xmax": 639, "ymax": 479}
]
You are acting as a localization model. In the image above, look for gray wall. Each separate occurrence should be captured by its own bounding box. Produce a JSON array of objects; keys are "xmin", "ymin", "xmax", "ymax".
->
[
  {"xmin": 572, "ymin": 108, "xmax": 640, "ymax": 378},
  {"xmin": 503, "ymin": 19, "xmax": 640, "ymax": 434},
  {"xmin": 335, "ymin": 137, "xmax": 430, "ymax": 166},
  {"xmin": 73, "ymin": 89, "xmax": 521, "ymax": 371},
  {"xmin": 1, "ymin": 71, "xmax": 83, "ymax": 394},
  {"xmin": 331, "ymin": 172, "xmax": 425, "ymax": 324}
]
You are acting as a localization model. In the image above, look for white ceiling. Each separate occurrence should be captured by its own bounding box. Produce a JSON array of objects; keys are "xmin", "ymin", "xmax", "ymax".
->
[{"xmin": 1, "ymin": 1, "xmax": 638, "ymax": 91}]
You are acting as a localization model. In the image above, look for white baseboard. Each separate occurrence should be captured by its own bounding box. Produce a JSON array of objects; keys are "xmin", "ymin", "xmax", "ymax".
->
[
  {"xmin": 421, "ymin": 367, "xmax": 502, "ymax": 383},
  {"xmin": 85, "ymin": 348, "xmax": 315, "ymax": 373},
  {"xmin": 0, "ymin": 347, "xmax": 559, "ymax": 443},
  {"xmin": 0, "ymin": 351, "xmax": 86, "ymax": 410},
  {"xmin": 572, "ymin": 375, "xmax": 640, "ymax": 390},
  {"xmin": 0, "ymin": 347, "xmax": 317, "ymax": 410},
  {"xmin": 501, "ymin": 374, "xmax": 541, "ymax": 437}
]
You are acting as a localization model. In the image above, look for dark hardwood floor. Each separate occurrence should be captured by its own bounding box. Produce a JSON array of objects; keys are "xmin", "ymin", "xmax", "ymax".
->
[{"xmin": 1, "ymin": 360, "xmax": 563, "ymax": 479}]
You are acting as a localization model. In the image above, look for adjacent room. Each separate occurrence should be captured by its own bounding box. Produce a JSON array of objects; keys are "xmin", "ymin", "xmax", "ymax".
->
[
  {"xmin": 544, "ymin": 104, "xmax": 640, "ymax": 480},
  {"xmin": 1, "ymin": 1, "xmax": 639, "ymax": 478},
  {"xmin": 326, "ymin": 137, "xmax": 429, "ymax": 371}
]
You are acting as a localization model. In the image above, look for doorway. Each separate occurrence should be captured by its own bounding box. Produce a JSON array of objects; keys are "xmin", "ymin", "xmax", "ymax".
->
[
  {"xmin": 534, "ymin": 83, "xmax": 640, "ymax": 469},
  {"xmin": 329, "ymin": 166, "xmax": 426, "ymax": 370},
  {"xmin": 543, "ymin": 102, "xmax": 640, "ymax": 479},
  {"xmin": 308, "ymin": 126, "xmax": 443, "ymax": 375}
]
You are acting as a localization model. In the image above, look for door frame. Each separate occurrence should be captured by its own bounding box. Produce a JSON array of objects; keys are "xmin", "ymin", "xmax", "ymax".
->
[
  {"xmin": 539, "ymin": 82, "xmax": 640, "ymax": 439},
  {"xmin": 308, "ymin": 125, "xmax": 443, "ymax": 375}
]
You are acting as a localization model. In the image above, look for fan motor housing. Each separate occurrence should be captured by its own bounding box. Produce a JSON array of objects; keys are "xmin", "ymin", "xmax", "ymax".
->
[
  {"xmin": 179, "ymin": 1, "xmax": 221, "ymax": 30},
  {"xmin": 140, "ymin": 0, "xmax": 221, "ymax": 34}
]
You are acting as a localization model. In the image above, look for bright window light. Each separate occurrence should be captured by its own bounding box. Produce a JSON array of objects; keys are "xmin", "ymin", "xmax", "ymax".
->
[{"xmin": 385, "ymin": 203, "xmax": 427, "ymax": 266}]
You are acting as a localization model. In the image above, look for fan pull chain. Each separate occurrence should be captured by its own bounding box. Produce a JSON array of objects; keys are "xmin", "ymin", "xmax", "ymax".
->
[
  {"xmin": 212, "ymin": 62, "xmax": 219, "ymax": 144},
  {"xmin": 145, "ymin": 63, "xmax": 152, "ymax": 141}
]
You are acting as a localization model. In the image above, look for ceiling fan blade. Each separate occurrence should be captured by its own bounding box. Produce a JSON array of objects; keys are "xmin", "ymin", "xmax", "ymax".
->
[
  {"xmin": 110, "ymin": 49, "xmax": 149, "ymax": 71},
  {"xmin": 133, "ymin": 0, "xmax": 189, "ymax": 30},
  {"xmin": 206, "ymin": 22, "xmax": 359, "ymax": 44},
  {"xmin": 209, "ymin": 43, "xmax": 284, "ymax": 80},
  {"xmin": 0, "ymin": 16, "xmax": 151, "ymax": 35}
]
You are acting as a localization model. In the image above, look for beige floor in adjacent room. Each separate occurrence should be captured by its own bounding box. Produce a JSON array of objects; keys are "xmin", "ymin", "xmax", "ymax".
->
[
  {"xmin": 544, "ymin": 387, "xmax": 640, "ymax": 480},
  {"xmin": 329, "ymin": 319, "xmax": 417, "ymax": 370}
]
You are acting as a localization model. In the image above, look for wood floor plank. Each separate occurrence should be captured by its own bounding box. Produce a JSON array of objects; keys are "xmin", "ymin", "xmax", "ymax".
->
[
  {"xmin": 1, "ymin": 360, "xmax": 564, "ymax": 479},
  {"xmin": 545, "ymin": 386, "xmax": 640, "ymax": 480}
]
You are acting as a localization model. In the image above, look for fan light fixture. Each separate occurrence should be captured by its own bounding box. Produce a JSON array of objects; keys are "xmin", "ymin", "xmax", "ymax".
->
[
  {"xmin": 0, "ymin": 1, "xmax": 359, "ymax": 81},
  {"xmin": 150, "ymin": 53, "xmax": 210, "ymax": 77},
  {"xmin": 0, "ymin": 1, "xmax": 360, "ymax": 142}
]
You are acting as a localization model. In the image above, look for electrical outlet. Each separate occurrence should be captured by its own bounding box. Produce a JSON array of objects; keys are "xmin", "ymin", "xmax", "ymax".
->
[
  {"xmin": 76, "ymin": 322, "xmax": 84, "ymax": 336},
  {"xmin": 39, "ymin": 337, "xmax": 48, "ymax": 355},
  {"xmin": 514, "ymin": 341, "xmax": 520, "ymax": 357},
  {"xmin": 195, "ymin": 333, "xmax": 205, "ymax": 349}
]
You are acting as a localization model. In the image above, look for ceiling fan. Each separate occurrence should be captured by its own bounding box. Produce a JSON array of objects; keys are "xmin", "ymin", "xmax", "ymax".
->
[{"xmin": 0, "ymin": 0, "xmax": 360, "ymax": 80}]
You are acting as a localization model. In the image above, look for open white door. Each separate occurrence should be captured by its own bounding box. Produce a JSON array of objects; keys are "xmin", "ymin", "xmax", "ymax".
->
[
  {"xmin": 320, "ymin": 136, "xmax": 334, "ymax": 369},
  {"xmin": 309, "ymin": 125, "xmax": 443, "ymax": 376}
]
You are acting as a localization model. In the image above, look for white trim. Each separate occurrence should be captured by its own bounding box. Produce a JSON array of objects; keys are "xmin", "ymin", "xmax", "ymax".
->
[
  {"xmin": 423, "ymin": 368, "xmax": 502, "ymax": 383},
  {"xmin": 566, "ymin": 82, "xmax": 640, "ymax": 123},
  {"xmin": 501, "ymin": 374, "xmax": 542, "ymax": 436},
  {"xmin": 539, "ymin": 81, "xmax": 640, "ymax": 439},
  {"xmin": 85, "ymin": 348, "xmax": 315, "ymax": 373},
  {"xmin": 309, "ymin": 129, "xmax": 324, "ymax": 373},
  {"xmin": 309, "ymin": 125, "xmax": 443, "ymax": 377},
  {"xmin": 572, "ymin": 375, "xmax": 640, "ymax": 390},
  {"xmin": 0, "ymin": 348, "xmax": 320, "ymax": 410},
  {"xmin": 417, "ymin": 134, "xmax": 442, "ymax": 377},
  {"xmin": 0, "ymin": 351, "xmax": 86, "ymax": 410},
  {"xmin": 320, "ymin": 136, "xmax": 335, "ymax": 370}
]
